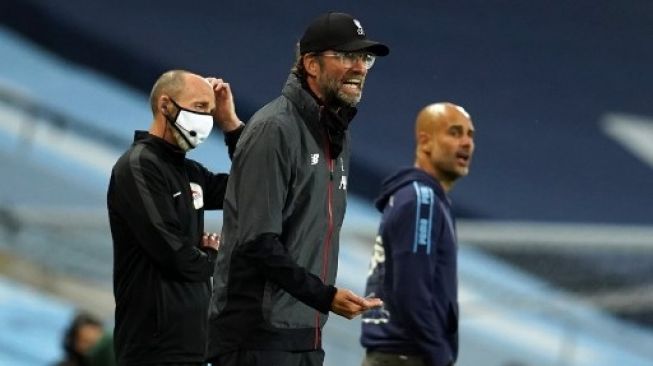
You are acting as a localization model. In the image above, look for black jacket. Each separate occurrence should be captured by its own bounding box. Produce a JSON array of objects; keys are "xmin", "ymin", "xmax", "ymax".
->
[
  {"xmin": 207, "ymin": 73, "xmax": 356, "ymax": 357},
  {"xmin": 107, "ymin": 129, "xmax": 241, "ymax": 365}
]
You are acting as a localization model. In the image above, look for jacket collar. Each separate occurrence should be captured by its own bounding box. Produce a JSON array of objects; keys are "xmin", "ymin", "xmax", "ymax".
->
[
  {"xmin": 375, "ymin": 167, "xmax": 450, "ymax": 212},
  {"xmin": 281, "ymin": 73, "xmax": 357, "ymax": 157},
  {"xmin": 282, "ymin": 73, "xmax": 322, "ymax": 127},
  {"xmin": 133, "ymin": 130, "xmax": 186, "ymax": 164}
]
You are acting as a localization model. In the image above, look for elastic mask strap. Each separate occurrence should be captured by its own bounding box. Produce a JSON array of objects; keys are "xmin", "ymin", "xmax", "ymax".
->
[{"xmin": 166, "ymin": 99, "xmax": 196, "ymax": 148}]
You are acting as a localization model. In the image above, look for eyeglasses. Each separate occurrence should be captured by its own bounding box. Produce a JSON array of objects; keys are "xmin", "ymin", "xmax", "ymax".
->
[{"xmin": 319, "ymin": 51, "xmax": 376, "ymax": 70}]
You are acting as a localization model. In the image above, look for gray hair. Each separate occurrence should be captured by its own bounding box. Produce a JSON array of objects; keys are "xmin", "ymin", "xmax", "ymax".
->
[{"xmin": 148, "ymin": 70, "xmax": 189, "ymax": 115}]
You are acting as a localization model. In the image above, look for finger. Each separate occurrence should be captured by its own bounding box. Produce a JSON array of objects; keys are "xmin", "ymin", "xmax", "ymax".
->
[
  {"xmin": 215, "ymin": 81, "xmax": 232, "ymax": 92},
  {"xmin": 347, "ymin": 307, "xmax": 365, "ymax": 319},
  {"xmin": 362, "ymin": 298, "xmax": 383, "ymax": 309},
  {"xmin": 342, "ymin": 300, "xmax": 364, "ymax": 313},
  {"xmin": 206, "ymin": 77, "xmax": 223, "ymax": 85},
  {"xmin": 346, "ymin": 293, "xmax": 368, "ymax": 307}
]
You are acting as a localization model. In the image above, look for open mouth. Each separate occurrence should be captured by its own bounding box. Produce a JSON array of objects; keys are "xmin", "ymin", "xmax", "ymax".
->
[
  {"xmin": 456, "ymin": 151, "xmax": 471, "ymax": 165},
  {"xmin": 342, "ymin": 78, "xmax": 362, "ymax": 91}
]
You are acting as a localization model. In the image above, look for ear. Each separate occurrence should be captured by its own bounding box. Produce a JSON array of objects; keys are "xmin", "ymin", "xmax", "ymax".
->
[
  {"xmin": 159, "ymin": 95, "xmax": 171, "ymax": 115},
  {"xmin": 417, "ymin": 131, "xmax": 431, "ymax": 153},
  {"xmin": 303, "ymin": 55, "xmax": 320, "ymax": 78}
]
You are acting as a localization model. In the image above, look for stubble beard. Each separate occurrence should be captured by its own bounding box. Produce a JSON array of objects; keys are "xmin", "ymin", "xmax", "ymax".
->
[
  {"xmin": 318, "ymin": 73, "xmax": 363, "ymax": 108},
  {"xmin": 437, "ymin": 161, "xmax": 469, "ymax": 184}
]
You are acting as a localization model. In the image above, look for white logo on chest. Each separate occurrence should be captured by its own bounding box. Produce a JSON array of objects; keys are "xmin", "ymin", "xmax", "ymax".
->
[
  {"xmin": 339, "ymin": 175, "xmax": 348, "ymax": 190},
  {"xmin": 189, "ymin": 182, "xmax": 204, "ymax": 209},
  {"xmin": 310, "ymin": 153, "xmax": 320, "ymax": 165}
]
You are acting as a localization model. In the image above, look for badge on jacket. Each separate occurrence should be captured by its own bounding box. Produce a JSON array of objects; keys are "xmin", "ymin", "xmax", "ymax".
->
[{"xmin": 190, "ymin": 182, "xmax": 204, "ymax": 209}]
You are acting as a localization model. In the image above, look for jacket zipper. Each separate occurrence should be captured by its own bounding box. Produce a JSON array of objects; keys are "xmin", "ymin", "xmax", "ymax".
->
[{"xmin": 315, "ymin": 134, "xmax": 335, "ymax": 349}]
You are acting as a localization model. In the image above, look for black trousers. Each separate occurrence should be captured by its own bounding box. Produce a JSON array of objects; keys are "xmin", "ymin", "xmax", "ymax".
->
[
  {"xmin": 209, "ymin": 349, "xmax": 325, "ymax": 366},
  {"xmin": 362, "ymin": 351, "xmax": 430, "ymax": 366}
]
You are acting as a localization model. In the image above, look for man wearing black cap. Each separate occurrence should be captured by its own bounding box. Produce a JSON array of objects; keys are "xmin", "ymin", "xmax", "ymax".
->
[{"xmin": 206, "ymin": 12, "xmax": 389, "ymax": 366}]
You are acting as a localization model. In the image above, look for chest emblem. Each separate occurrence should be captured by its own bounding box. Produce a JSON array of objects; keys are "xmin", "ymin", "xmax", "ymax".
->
[
  {"xmin": 339, "ymin": 175, "xmax": 348, "ymax": 190},
  {"xmin": 189, "ymin": 182, "xmax": 204, "ymax": 209},
  {"xmin": 310, "ymin": 153, "xmax": 320, "ymax": 165}
]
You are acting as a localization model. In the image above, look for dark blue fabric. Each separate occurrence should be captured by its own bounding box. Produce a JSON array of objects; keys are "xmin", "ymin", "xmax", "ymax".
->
[
  {"xmin": 361, "ymin": 168, "xmax": 458, "ymax": 366},
  {"xmin": 2, "ymin": 0, "xmax": 653, "ymax": 223}
]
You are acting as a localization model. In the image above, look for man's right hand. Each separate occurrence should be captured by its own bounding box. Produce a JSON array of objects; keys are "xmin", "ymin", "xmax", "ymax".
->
[
  {"xmin": 331, "ymin": 288, "xmax": 383, "ymax": 319},
  {"xmin": 206, "ymin": 77, "xmax": 242, "ymax": 132}
]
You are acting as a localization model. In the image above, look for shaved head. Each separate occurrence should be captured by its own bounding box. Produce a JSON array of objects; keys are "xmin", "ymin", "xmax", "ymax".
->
[
  {"xmin": 149, "ymin": 70, "xmax": 215, "ymax": 116},
  {"xmin": 414, "ymin": 102, "xmax": 475, "ymax": 191},
  {"xmin": 149, "ymin": 70, "xmax": 190, "ymax": 115},
  {"xmin": 415, "ymin": 103, "xmax": 470, "ymax": 139},
  {"xmin": 147, "ymin": 70, "xmax": 216, "ymax": 147}
]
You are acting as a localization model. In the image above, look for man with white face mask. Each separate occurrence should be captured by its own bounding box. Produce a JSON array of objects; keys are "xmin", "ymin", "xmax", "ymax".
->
[{"xmin": 107, "ymin": 70, "xmax": 243, "ymax": 366}]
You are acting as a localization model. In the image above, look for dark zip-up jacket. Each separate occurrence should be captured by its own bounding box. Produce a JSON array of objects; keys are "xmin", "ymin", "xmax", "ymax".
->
[
  {"xmin": 207, "ymin": 73, "xmax": 355, "ymax": 357},
  {"xmin": 107, "ymin": 129, "xmax": 241, "ymax": 365},
  {"xmin": 360, "ymin": 168, "xmax": 459, "ymax": 366}
]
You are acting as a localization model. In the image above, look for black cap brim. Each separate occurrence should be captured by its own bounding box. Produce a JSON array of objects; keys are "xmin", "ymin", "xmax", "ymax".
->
[{"xmin": 334, "ymin": 39, "xmax": 390, "ymax": 56}]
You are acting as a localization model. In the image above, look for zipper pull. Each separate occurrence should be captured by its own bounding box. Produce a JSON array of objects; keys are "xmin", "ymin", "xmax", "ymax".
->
[{"xmin": 329, "ymin": 159, "xmax": 334, "ymax": 180}]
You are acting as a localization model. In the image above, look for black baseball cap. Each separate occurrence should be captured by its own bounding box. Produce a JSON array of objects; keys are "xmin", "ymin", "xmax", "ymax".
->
[{"xmin": 299, "ymin": 12, "xmax": 390, "ymax": 56}]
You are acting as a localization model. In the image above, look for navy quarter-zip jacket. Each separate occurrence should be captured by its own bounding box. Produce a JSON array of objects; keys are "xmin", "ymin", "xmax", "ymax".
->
[{"xmin": 361, "ymin": 167, "xmax": 459, "ymax": 366}]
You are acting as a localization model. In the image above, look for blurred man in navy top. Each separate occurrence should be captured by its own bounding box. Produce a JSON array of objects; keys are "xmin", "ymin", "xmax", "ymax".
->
[{"xmin": 361, "ymin": 103, "xmax": 475, "ymax": 366}]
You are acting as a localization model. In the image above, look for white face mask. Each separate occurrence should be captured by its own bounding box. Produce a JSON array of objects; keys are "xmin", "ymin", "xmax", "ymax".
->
[{"xmin": 167, "ymin": 99, "xmax": 214, "ymax": 151}]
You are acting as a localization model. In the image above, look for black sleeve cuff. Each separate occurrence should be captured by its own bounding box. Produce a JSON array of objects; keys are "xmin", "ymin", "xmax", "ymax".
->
[
  {"xmin": 317, "ymin": 285, "xmax": 338, "ymax": 314},
  {"xmin": 224, "ymin": 124, "xmax": 245, "ymax": 160},
  {"xmin": 240, "ymin": 234, "xmax": 335, "ymax": 313}
]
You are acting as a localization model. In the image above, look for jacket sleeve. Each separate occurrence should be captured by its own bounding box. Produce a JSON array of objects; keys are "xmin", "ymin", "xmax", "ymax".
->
[
  {"xmin": 198, "ymin": 124, "xmax": 245, "ymax": 209},
  {"xmin": 238, "ymin": 234, "xmax": 337, "ymax": 313},
  {"xmin": 112, "ymin": 145, "xmax": 216, "ymax": 282},
  {"xmin": 230, "ymin": 119, "xmax": 336, "ymax": 313},
  {"xmin": 384, "ymin": 186, "xmax": 454, "ymax": 366},
  {"xmin": 224, "ymin": 123, "xmax": 245, "ymax": 160},
  {"xmin": 196, "ymin": 163, "xmax": 229, "ymax": 210}
]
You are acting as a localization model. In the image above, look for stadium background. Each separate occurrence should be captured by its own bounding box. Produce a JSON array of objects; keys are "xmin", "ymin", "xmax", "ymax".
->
[{"xmin": 1, "ymin": 1, "xmax": 653, "ymax": 365}]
